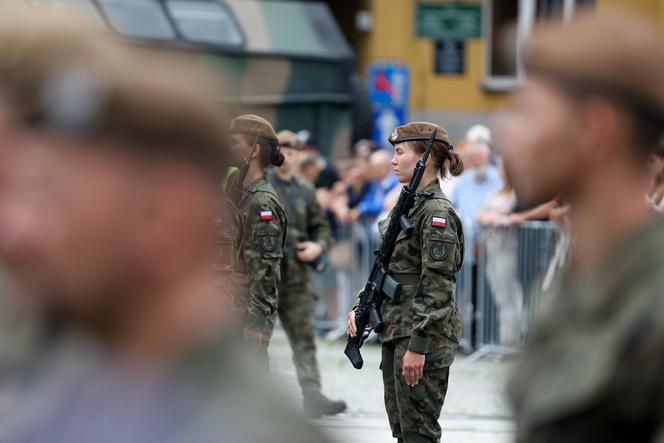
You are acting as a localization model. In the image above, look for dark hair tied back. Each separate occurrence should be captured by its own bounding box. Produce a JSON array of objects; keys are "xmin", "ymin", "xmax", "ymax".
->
[{"xmin": 414, "ymin": 139, "xmax": 464, "ymax": 177}]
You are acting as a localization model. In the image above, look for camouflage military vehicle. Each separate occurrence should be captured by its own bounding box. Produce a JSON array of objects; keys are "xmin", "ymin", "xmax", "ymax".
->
[{"xmin": 28, "ymin": 0, "xmax": 356, "ymax": 157}]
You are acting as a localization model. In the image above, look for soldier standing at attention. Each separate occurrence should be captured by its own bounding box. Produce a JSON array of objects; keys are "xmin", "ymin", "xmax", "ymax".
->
[
  {"xmin": 228, "ymin": 115, "xmax": 288, "ymax": 358},
  {"xmin": 495, "ymin": 11, "xmax": 664, "ymax": 443},
  {"xmin": 348, "ymin": 122, "xmax": 465, "ymax": 443},
  {"xmin": 268, "ymin": 130, "xmax": 347, "ymax": 417}
]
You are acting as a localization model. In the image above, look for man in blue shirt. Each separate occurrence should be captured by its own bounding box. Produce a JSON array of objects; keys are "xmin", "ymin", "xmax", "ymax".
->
[
  {"xmin": 349, "ymin": 149, "xmax": 399, "ymax": 221},
  {"xmin": 450, "ymin": 141, "xmax": 503, "ymax": 244}
]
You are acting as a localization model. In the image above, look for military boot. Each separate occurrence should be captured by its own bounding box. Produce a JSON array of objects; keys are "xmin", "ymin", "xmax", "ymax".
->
[{"xmin": 303, "ymin": 392, "xmax": 347, "ymax": 418}]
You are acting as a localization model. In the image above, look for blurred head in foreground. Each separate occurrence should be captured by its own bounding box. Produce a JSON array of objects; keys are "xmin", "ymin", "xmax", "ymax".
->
[
  {"xmin": 495, "ymin": 10, "xmax": 664, "ymax": 208},
  {"xmin": 504, "ymin": 10, "xmax": 664, "ymax": 443},
  {"xmin": 0, "ymin": 8, "xmax": 326, "ymax": 443},
  {"xmin": 0, "ymin": 11, "xmax": 229, "ymax": 341}
]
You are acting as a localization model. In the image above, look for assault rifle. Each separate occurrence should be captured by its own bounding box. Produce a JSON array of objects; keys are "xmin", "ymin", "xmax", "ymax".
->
[
  {"xmin": 344, "ymin": 129, "xmax": 436, "ymax": 369},
  {"xmin": 228, "ymin": 134, "xmax": 259, "ymax": 204}
]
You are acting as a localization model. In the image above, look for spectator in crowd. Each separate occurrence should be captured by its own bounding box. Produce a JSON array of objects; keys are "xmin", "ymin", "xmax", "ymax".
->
[
  {"xmin": 347, "ymin": 149, "xmax": 398, "ymax": 223},
  {"xmin": 646, "ymin": 138, "xmax": 664, "ymax": 213},
  {"xmin": 345, "ymin": 155, "xmax": 372, "ymax": 213},
  {"xmin": 352, "ymin": 138, "xmax": 376, "ymax": 161},
  {"xmin": 478, "ymin": 158, "xmax": 561, "ymax": 227},
  {"xmin": 299, "ymin": 156, "xmax": 320, "ymax": 185},
  {"xmin": 477, "ymin": 158, "xmax": 517, "ymax": 226},
  {"xmin": 298, "ymin": 130, "xmax": 340, "ymax": 191},
  {"xmin": 325, "ymin": 156, "xmax": 369, "ymax": 224},
  {"xmin": 449, "ymin": 130, "xmax": 503, "ymax": 243}
]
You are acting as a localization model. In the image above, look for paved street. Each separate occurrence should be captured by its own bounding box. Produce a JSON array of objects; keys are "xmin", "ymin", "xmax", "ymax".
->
[{"xmin": 269, "ymin": 331, "xmax": 515, "ymax": 442}]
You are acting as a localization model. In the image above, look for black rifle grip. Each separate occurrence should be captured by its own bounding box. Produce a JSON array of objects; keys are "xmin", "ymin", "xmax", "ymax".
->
[{"xmin": 344, "ymin": 340, "xmax": 364, "ymax": 369}]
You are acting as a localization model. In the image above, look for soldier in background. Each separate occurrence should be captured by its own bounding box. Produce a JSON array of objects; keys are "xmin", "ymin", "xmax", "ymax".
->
[
  {"xmin": 348, "ymin": 122, "xmax": 465, "ymax": 443},
  {"xmin": 0, "ymin": 9, "xmax": 326, "ymax": 443},
  {"xmin": 228, "ymin": 115, "xmax": 288, "ymax": 358},
  {"xmin": 269, "ymin": 130, "xmax": 347, "ymax": 417},
  {"xmin": 495, "ymin": 11, "xmax": 664, "ymax": 443}
]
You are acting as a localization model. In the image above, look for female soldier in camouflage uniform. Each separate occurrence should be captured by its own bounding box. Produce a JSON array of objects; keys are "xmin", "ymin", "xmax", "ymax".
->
[
  {"xmin": 228, "ymin": 115, "xmax": 288, "ymax": 358},
  {"xmin": 348, "ymin": 122, "xmax": 465, "ymax": 443}
]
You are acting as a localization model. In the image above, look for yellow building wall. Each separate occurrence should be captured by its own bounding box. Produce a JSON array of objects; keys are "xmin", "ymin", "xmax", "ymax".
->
[
  {"xmin": 360, "ymin": 0, "xmax": 664, "ymax": 114},
  {"xmin": 597, "ymin": 0, "xmax": 664, "ymax": 29},
  {"xmin": 362, "ymin": 0, "xmax": 502, "ymax": 113}
]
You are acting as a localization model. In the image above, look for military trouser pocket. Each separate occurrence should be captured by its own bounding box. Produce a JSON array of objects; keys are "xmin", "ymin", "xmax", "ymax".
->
[{"xmin": 424, "ymin": 345, "xmax": 456, "ymax": 370}]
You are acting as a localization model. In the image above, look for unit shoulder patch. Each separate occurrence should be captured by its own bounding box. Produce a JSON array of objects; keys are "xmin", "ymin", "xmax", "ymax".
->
[{"xmin": 429, "ymin": 241, "xmax": 449, "ymax": 261}]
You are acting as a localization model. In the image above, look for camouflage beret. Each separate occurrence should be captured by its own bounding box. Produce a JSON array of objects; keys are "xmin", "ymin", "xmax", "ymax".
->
[
  {"xmin": 388, "ymin": 122, "xmax": 453, "ymax": 149},
  {"xmin": 277, "ymin": 130, "xmax": 302, "ymax": 149},
  {"xmin": 230, "ymin": 114, "xmax": 278, "ymax": 143},
  {"xmin": 525, "ymin": 10, "xmax": 664, "ymax": 124}
]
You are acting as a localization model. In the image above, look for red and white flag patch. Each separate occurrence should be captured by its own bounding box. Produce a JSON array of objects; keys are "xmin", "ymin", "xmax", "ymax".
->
[
  {"xmin": 431, "ymin": 217, "xmax": 447, "ymax": 228},
  {"xmin": 260, "ymin": 211, "xmax": 273, "ymax": 221}
]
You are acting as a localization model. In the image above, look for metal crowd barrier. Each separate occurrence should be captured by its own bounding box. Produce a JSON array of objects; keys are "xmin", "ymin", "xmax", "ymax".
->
[
  {"xmin": 471, "ymin": 221, "xmax": 562, "ymax": 355},
  {"xmin": 313, "ymin": 218, "xmax": 566, "ymax": 354}
]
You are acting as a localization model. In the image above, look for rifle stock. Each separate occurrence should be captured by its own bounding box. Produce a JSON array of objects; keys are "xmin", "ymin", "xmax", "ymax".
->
[{"xmin": 344, "ymin": 129, "xmax": 437, "ymax": 369}]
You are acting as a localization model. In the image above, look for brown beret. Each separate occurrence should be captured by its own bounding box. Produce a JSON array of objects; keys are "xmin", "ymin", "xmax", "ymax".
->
[
  {"xmin": 0, "ymin": 9, "xmax": 230, "ymax": 179},
  {"xmin": 388, "ymin": 122, "xmax": 452, "ymax": 149},
  {"xmin": 525, "ymin": 10, "xmax": 664, "ymax": 123},
  {"xmin": 277, "ymin": 130, "xmax": 302, "ymax": 149},
  {"xmin": 230, "ymin": 114, "xmax": 278, "ymax": 143}
]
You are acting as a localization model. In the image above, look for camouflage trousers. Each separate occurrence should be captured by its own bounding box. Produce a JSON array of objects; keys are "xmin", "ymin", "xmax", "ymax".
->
[
  {"xmin": 277, "ymin": 285, "xmax": 322, "ymax": 396},
  {"xmin": 381, "ymin": 338, "xmax": 451, "ymax": 443}
]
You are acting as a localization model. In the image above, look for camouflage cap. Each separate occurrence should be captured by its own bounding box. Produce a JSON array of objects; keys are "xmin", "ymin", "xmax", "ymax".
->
[
  {"xmin": 524, "ymin": 10, "xmax": 664, "ymax": 124},
  {"xmin": 230, "ymin": 114, "xmax": 278, "ymax": 143},
  {"xmin": 388, "ymin": 122, "xmax": 452, "ymax": 149},
  {"xmin": 277, "ymin": 130, "xmax": 302, "ymax": 150}
]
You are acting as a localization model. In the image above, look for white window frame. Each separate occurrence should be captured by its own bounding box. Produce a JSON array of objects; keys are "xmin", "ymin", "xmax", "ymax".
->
[{"xmin": 483, "ymin": 0, "xmax": 577, "ymax": 92}]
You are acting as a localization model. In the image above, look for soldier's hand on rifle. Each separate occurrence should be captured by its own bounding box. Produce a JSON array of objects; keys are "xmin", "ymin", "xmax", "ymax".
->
[
  {"xmin": 347, "ymin": 310, "xmax": 358, "ymax": 337},
  {"xmin": 402, "ymin": 350, "xmax": 425, "ymax": 387},
  {"xmin": 296, "ymin": 241, "xmax": 323, "ymax": 263},
  {"xmin": 243, "ymin": 328, "xmax": 264, "ymax": 349}
]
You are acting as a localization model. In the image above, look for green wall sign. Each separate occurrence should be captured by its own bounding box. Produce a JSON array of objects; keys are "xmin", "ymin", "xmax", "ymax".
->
[{"xmin": 416, "ymin": 3, "xmax": 482, "ymax": 40}]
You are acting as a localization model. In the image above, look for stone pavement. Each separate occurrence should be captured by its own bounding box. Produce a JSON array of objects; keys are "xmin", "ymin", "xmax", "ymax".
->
[{"xmin": 269, "ymin": 331, "xmax": 515, "ymax": 443}]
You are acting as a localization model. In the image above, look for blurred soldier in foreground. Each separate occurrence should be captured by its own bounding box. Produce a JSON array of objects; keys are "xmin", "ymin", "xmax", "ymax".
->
[
  {"xmin": 268, "ymin": 130, "xmax": 346, "ymax": 417},
  {"xmin": 227, "ymin": 115, "xmax": 288, "ymax": 358},
  {"xmin": 0, "ymin": 10, "xmax": 325, "ymax": 443},
  {"xmin": 348, "ymin": 122, "xmax": 465, "ymax": 443},
  {"xmin": 495, "ymin": 11, "xmax": 664, "ymax": 443}
]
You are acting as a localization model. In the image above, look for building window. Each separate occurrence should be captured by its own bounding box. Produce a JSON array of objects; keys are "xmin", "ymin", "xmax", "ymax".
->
[
  {"xmin": 165, "ymin": 0, "xmax": 244, "ymax": 47},
  {"xmin": 483, "ymin": 0, "xmax": 595, "ymax": 91},
  {"xmin": 98, "ymin": 0, "xmax": 176, "ymax": 40}
]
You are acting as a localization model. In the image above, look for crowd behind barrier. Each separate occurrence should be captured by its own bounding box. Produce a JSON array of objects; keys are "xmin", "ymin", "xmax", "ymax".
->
[{"xmin": 313, "ymin": 218, "xmax": 566, "ymax": 353}]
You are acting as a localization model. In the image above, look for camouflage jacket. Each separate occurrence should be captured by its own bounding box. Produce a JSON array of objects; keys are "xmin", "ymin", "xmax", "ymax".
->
[
  {"xmin": 377, "ymin": 179, "xmax": 463, "ymax": 359},
  {"xmin": 236, "ymin": 175, "xmax": 288, "ymax": 335},
  {"xmin": 508, "ymin": 218, "xmax": 664, "ymax": 443},
  {"xmin": 268, "ymin": 171, "xmax": 331, "ymax": 289}
]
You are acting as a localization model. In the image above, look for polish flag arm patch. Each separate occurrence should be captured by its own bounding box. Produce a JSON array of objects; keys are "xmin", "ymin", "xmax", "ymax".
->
[
  {"xmin": 260, "ymin": 210, "xmax": 273, "ymax": 221},
  {"xmin": 431, "ymin": 217, "xmax": 446, "ymax": 228}
]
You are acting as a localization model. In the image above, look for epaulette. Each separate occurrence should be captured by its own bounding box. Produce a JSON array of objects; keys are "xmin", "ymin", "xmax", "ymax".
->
[{"xmin": 417, "ymin": 190, "xmax": 435, "ymax": 198}]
